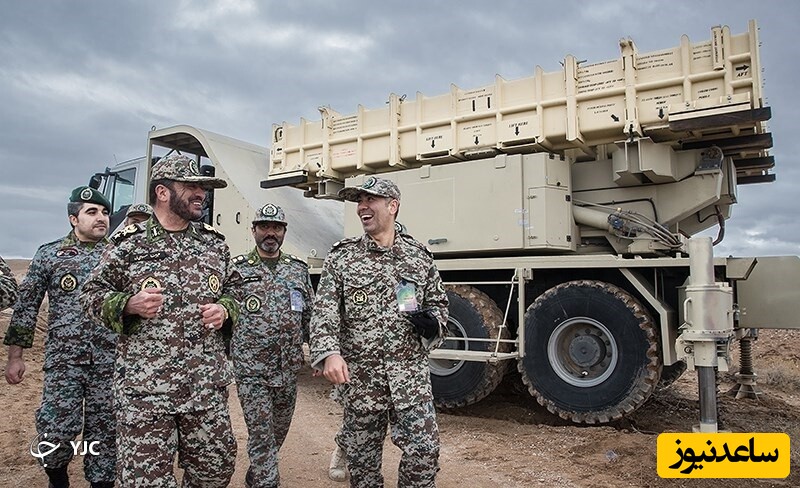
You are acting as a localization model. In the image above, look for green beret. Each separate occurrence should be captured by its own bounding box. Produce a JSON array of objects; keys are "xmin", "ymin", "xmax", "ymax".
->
[{"xmin": 70, "ymin": 186, "xmax": 112, "ymax": 212}]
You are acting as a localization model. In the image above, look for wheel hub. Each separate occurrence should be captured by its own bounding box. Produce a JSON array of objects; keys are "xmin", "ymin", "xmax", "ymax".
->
[
  {"xmin": 568, "ymin": 334, "xmax": 605, "ymax": 368},
  {"xmin": 547, "ymin": 317, "xmax": 618, "ymax": 387}
]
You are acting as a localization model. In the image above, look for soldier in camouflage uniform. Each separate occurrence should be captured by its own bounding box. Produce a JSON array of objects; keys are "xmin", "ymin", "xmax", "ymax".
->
[
  {"xmin": 124, "ymin": 203, "xmax": 153, "ymax": 226},
  {"xmin": 231, "ymin": 203, "xmax": 314, "ymax": 488},
  {"xmin": 4, "ymin": 186, "xmax": 116, "ymax": 488},
  {"xmin": 81, "ymin": 154, "xmax": 241, "ymax": 487},
  {"xmin": 0, "ymin": 256, "xmax": 18, "ymax": 310},
  {"xmin": 310, "ymin": 177, "xmax": 449, "ymax": 488},
  {"xmin": 326, "ymin": 219, "xmax": 413, "ymax": 484}
]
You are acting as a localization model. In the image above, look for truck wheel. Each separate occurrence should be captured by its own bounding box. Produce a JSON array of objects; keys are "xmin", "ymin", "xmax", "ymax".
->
[
  {"xmin": 657, "ymin": 360, "xmax": 687, "ymax": 389},
  {"xmin": 430, "ymin": 285, "xmax": 510, "ymax": 408},
  {"xmin": 518, "ymin": 280, "xmax": 660, "ymax": 424}
]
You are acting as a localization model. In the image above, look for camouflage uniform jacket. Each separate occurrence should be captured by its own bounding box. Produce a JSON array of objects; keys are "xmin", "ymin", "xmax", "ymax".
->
[
  {"xmin": 0, "ymin": 256, "xmax": 18, "ymax": 310},
  {"xmin": 310, "ymin": 232, "xmax": 449, "ymax": 412},
  {"xmin": 4, "ymin": 233, "xmax": 116, "ymax": 369},
  {"xmin": 80, "ymin": 218, "xmax": 241, "ymax": 414},
  {"xmin": 231, "ymin": 248, "xmax": 313, "ymax": 385}
]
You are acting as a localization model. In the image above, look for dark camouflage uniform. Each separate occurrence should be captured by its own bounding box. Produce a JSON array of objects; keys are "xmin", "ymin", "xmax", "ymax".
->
[
  {"xmin": 310, "ymin": 232, "xmax": 449, "ymax": 488},
  {"xmin": 3, "ymin": 232, "xmax": 117, "ymax": 483},
  {"xmin": 231, "ymin": 248, "xmax": 313, "ymax": 487},
  {"xmin": 0, "ymin": 256, "xmax": 18, "ymax": 310},
  {"xmin": 81, "ymin": 217, "xmax": 241, "ymax": 487}
]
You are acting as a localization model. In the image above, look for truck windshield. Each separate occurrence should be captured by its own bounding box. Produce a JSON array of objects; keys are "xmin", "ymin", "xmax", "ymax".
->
[{"xmin": 102, "ymin": 168, "xmax": 136, "ymax": 214}]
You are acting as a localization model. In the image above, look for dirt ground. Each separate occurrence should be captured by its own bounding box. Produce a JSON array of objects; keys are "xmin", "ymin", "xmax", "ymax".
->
[{"xmin": 0, "ymin": 259, "xmax": 798, "ymax": 487}]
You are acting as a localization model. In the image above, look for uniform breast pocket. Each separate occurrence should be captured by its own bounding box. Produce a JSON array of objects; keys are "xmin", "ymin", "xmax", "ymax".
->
[
  {"xmin": 343, "ymin": 277, "xmax": 379, "ymax": 321},
  {"xmin": 198, "ymin": 262, "xmax": 226, "ymax": 300}
]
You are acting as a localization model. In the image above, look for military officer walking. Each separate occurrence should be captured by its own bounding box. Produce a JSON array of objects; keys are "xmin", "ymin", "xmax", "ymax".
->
[
  {"xmin": 231, "ymin": 203, "xmax": 314, "ymax": 488},
  {"xmin": 4, "ymin": 187, "xmax": 117, "ymax": 488},
  {"xmin": 310, "ymin": 176, "xmax": 449, "ymax": 488},
  {"xmin": 81, "ymin": 154, "xmax": 241, "ymax": 487},
  {"xmin": 0, "ymin": 255, "xmax": 18, "ymax": 310}
]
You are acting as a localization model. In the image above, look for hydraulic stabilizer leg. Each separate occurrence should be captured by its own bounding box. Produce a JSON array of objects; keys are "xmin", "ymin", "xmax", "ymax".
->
[
  {"xmin": 675, "ymin": 237, "xmax": 735, "ymax": 433},
  {"xmin": 698, "ymin": 366, "xmax": 718, "ymax": 432}
]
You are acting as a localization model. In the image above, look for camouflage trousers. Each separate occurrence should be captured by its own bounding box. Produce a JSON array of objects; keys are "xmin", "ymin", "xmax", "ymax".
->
[
  {"xmin": 236, "ymin": 379, "xmax": 298, "ymax": 488},
  {"xmin": 337, "ymin": 400, "xmax": 440, "ymax": 488},
  {"xmin": 116, "ymin": 390, "xmax": 237, "ymax": 487},
  {"xmin": 35, "ymin": 362, "xmax": 116, "ymax": 483}
]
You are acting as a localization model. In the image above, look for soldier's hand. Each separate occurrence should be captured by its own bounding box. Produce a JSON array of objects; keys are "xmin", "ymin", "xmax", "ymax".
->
[
  {"xmin": 124, "ymin": 287, "xmax": 164, "ymax": 319},
  {"xmin": 323, "ymin": 354, "xmax": 350, "ymax": 385},
  {"xmin": 200, "ymin": 303, "xmax": 228, "ymax": 330},
  {"xmin": 408, "ymin": 309, "xmax": 440, "ymax": 340},
  {"xmin": 5, "ymin": 358, "xmax": 25, "ymax": 384}
]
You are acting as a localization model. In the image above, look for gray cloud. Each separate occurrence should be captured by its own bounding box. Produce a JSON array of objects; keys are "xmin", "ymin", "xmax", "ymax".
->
[{"xmin": 1, "ymin": 0, "xmax": 798, "ymax": 258}]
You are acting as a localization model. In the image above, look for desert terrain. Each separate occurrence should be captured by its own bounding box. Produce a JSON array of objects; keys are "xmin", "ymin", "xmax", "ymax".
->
[{"xmin": 1, "ymin": 259, "xmax": 798, "ymax": 487}]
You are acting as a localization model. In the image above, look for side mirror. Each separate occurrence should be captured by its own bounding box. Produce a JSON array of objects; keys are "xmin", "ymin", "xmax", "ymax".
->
[{"xmin": 88, "ymin": 174, "xmax": 103, "ymax": 189}]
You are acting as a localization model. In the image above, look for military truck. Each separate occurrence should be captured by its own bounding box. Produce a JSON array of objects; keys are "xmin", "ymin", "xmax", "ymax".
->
[{"xmin": 90, "ymin": 20, "xmax": 799, "ymax": 426}]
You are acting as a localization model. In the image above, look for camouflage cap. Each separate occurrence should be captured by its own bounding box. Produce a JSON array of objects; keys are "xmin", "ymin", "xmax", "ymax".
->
[
  {"xmin": 150, "ymin": 154, "xmax": 227, "ymax": 189},
  {"xmin": 338, "ymin": 176, "xmax": 401, "ymax": 202},
  {"xmin": 70, "ymin": 186, "xmax": 112, "ymax": 212},
  {"xmin": 126, "ymin": 203, "xmax": 153, "ymax": 217},
  {"xmin": 252, "ymin": 203, "xmax": 287, "ymax": 225}
]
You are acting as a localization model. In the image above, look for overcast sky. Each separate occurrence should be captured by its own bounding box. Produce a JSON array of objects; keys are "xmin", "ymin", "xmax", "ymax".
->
[{"xmin": 1, "ymin": 0, "xmax": 797, "ymax": 258}]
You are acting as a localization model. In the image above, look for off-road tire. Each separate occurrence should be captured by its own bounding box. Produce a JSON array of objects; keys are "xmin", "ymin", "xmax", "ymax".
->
[
  {"xmin": 657, "ymin": 360, "xmax": 687, "ymax": 389},
  {"xmin": 430, "ymin": 285, "xmax": 510, "ymax": 408},
  {"xmin": 518, "ymin": 280, "xmax": 661, "ymax": 424}
]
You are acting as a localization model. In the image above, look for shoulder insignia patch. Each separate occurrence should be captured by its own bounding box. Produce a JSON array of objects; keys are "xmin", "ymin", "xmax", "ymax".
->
[
  {"xmin": 38, "ymin": 238, "xmax": 63, "ymax": 252},
  {"xmin": 111, "ymin": 223, "xmax": 145, "ymax": 244},
  {"xmin": 201, "ymin": 223, "xmax": 226, "ymax": 240},
  {"xmin": 284, "ymin": 253, "xmax": 308, "ymax": 267},
  {"xmin": 400, "ymin": 234, "xmax": 433, "ymax": 257},
  {"xmin": 331, "ymin": 236, "xmax": 360, "ymax": 251}
]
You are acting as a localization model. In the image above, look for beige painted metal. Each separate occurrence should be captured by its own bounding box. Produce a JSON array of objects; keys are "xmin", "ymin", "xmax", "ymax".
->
[
  {"xmin": 270, "ymin": 21, "xmax": 764, "ymax": 189},
  {"xmin": 736, "ymin": 256, "xmax": 800, "ymax": 330},
  {"xmin": 146, "ymin": 125, "xmax": 344, "ymax": 258},
  {"xmin": 342, "ymin": 153, "xmax": 574, "ymax": 254},
  {"xmin": 676, "ymin": 238, "xmax": 735, "ymax": 371}
]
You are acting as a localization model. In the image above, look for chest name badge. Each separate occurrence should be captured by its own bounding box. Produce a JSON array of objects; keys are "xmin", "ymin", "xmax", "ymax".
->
[
  {"xmin": 396, "ymin": 279, "xmax": 419, "ymax": 312},
  {"xmin": 290, "ymin": 289, "xmax": 305, "ymax": 312},
  {"xmin": 208, "ymin": 274, "xmax": 221, "ymax": 294},
  {"xmin": 141, "ymin": 276, "xmax": 161, "ymax": 290},
  {"xmin": 352, "ymin": 289, "xmax": 367, "ymax": 305},
  {"xmin": 245, "ymin": 295, "xmax": 262, "ymax": 313},
  {"xmin": 60, "ymin": 273, "xmax": 77, "ymax": 292}
]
